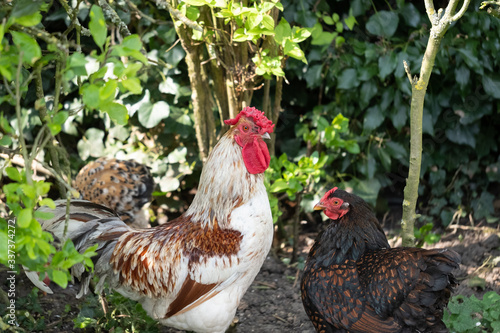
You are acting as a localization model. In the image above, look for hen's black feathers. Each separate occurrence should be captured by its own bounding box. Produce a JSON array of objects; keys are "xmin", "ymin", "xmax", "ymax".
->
[{"xmin": 301, "ymin": 189, "xmax": 460, "ymax": 333}]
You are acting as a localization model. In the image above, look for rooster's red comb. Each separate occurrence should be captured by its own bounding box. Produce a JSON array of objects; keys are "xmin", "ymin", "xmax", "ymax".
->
[{"xmin": 224, "ymin": 107, "xmax": 275, "ymax": 133}]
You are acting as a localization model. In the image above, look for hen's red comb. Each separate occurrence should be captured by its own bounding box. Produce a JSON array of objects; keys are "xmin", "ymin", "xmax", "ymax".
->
[
  {"xmin": 224, "ymin": 107, "xmax": 275, "ymax": 133},
  {"xmin": 324, "ymin": 187, "xmax": 338, "ymax": 198}
]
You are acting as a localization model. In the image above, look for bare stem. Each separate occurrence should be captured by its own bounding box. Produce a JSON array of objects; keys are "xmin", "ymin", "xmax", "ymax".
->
[
  {"xmin": 401, "ymin": 0, "xmax": 472, "ymax": 246},
  {"xmin": 14, "ymin": 52, "xmax": 33, "ymax": 185}
]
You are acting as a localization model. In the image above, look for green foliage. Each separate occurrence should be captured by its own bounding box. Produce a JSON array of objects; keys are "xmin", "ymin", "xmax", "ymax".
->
[
  {"xmin": 0, "ymin": 166, "xmax": 96, "ymax": 288},
  {"xmin": 280, "ymin": 0, "xmax": 500, "ymax": 224},
  {"xmin": 0, "ymin": 288, "xmax": 46, "ymax": 331},
  {"xmin": 444, "ymin": 291, "xmax": 500, "ymax": 332},
  {"xmin": 413, "ymin": 222, "xmax": 441, "ymax": 247},
  {"xmin": 74, "ymin": 291, "xmax": 159, "ymax": 332}
]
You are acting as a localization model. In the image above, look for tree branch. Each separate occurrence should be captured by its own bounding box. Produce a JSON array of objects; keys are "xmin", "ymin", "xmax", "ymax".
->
[
  {"xmin": 97, "ymin": 0, "xmax": 132, "ymax": 37},
  {"xmin": 401, "ymin": 0, "xmax": 472, "ymax": 247}
]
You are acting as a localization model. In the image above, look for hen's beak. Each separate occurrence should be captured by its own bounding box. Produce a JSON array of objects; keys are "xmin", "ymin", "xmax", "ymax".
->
[
  {"xmin": 313, "ymin": 202, "xmax": 326, "ymax": 211},
  {"xmin": 262, "ymin": 132, "xmax": 271, "ymax": 140}
]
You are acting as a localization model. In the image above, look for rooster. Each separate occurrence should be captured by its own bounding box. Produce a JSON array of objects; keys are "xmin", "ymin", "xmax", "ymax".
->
[
  {"xmin": 301, "ymin": 187, "xmax": 460, "ymax": 333},
  {"xmin": 29, "ymin": 107, "xmax": 275, "ymax": 333},
  {"xmin": 74, "ymin": 157, "xmax": 154, "ymax": 228}
]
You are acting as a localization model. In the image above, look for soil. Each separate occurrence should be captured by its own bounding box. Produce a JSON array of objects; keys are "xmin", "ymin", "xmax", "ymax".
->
[{"xmin": 1, "ymin": 224, "xmax": 499, "ymax": 333}]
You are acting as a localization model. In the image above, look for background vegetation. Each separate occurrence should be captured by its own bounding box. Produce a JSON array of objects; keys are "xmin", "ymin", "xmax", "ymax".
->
[{"xmin": 0, "ymin": 0, "xmax": 499, "ymax": 331}]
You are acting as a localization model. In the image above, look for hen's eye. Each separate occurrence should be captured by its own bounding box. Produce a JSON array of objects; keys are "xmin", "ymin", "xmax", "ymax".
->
[{"xmin": 333, "ymin": 200, "xmax": 340, "ymax": 205}]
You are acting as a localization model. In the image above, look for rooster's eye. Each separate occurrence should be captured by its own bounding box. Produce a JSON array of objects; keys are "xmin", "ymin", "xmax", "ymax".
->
[{"xmin": 243, "ymin": 125, "xmax": 249, "ymax": 132}]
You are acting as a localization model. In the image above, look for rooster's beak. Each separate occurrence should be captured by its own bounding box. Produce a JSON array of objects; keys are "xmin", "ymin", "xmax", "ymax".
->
[
  {"xmin": 262, "ymin": 132, "xmax": 271, "ymax": 140},
  {"xmin": 313, "ymin": 202, "xmax": 326, "ymax": 211}
]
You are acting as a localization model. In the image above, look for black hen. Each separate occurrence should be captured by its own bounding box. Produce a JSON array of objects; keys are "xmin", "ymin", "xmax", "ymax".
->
[{"xmin": 301, "ymin": 187, "xmax": 460, "ymax": 333}]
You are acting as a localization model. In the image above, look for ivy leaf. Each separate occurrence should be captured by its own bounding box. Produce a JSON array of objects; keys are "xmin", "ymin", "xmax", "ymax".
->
[
  {"xmin": 77, "ymin": 128, "xmax": 105, "ymax": 160},
  {"xmin": 138, "ymin": 101, "xmax": 170, "ymax": 128},
  {"xmin": 482, "ymin": 74, "xmax": 500, "ymax": 99},
  {"xmin": 363, "ymin": 105, "xmax": 384, "ymax": 132},
  {"xmin": 401, "ymin": 3, "xmax": 421, "ymax": 27},
  {"xmin": 89, "ymin": 5, "xmax": 107, "ymax": 50},
  {"xmin": 366, "ymin": 11, "xmax": 399, "ymax": 38},
  {"xmin": 337, "ymin": 68, "xmax": 359, "ymax": 90},
  {"xmin": 378, "ymin": 53, "xmax": 397, "ymax": 80}
]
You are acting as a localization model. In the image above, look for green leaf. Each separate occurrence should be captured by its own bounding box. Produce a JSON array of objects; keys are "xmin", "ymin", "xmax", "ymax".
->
[
  {"xmin": 6, "ymin": 167, "xmax": 22, "ymax": 182},
  {"xmin": 456, "ymin": 48, "xmax": 481, "ymax": 71},
  {"xmin": 274, "ymin": 18, "xmax": 291, "ymax": 44},
  {"xmin": 345, "ymin": 140, "xmax": 360, "ymax": 154},
  {"xmin": 344, "ymin": 15, "xmax": 357, "ymax": 30},
  {"xmin": 378, "ymin": 53, "xmax": 397, "ymax": 80},
  {"xmin": 183, "ymin": 0, "xmax": 207, "ymax": 5},
  {"xmin": 363, "ymin": 105, "xmax": 384, "ymax": 132},
  {"xmin": 102, "ymin": 102, "xmax": 129, "ymax": 126},
  {"xmin": 311, "ymin": 31, "xmax": 336, "ymax": 46},
  {"xmin": 18, "ymin": 208, "xmax": 33, "ymax": 228},
  {"xmin": 138, "ymin": 101, "xmax": 170, "ymax": 128},
  {"xmin": 337, "ymin": 68, "xmax": 359, "ymax": 90},
  {"xmin": 386, "ymin": 141, "xmax": 407, "ymax": 160},
  {"xmin": 283, "ymin": 40, "xmax": 306, "ymax": 63},
  {"xmin": 359, "ymin": 81, "xmax": 377, "ymax": 108},
  {"xmin": 0, "ymin": 134, "xmax": 12, "ymax": 146},
  {"xmin": 13, "ymin": 12, "xmax": 42, "ymax": 27},
  {"xmin": 10, "ymin": 31, "xmax": 41, "ymax": 65},
  {"xmin": 51, "ymin": 270, "xmax": 68, "ymax": 288},
  {"xmin": 121, "ymin": 34, "xmax": 142, "ymax": 51},
  {"xmin": 53, "ymin": 111, "xmax": 69, "ymax": 125},
  {"xmin": 82, "ymin": 84, "xmax": 101, "ymax": 109},
  {"xmin": 121, "ymin": 78, "xmax": 143, "ymax": 94},
  {"xmin": 99, "ymin": 80, "xmax": 117, "ymax": 104},
  {"xmin": 270, "ymin": 179, "xmax": 289, "ymax": 192},
  {"xmin": 401, "ymin": 3, "xmax": 420, "ymax": 27},
  {"xmin": 391, "ymin": 106, "xmax": 407, "ymax": 131},
  {"xmin": 89, "ymin": 5, "xmax": 107, "ymax": 49},
  {"xmin": 10, "ymin": 0, "xmax": 44, "ymax": 20},
  {"xmin": 455, "ymin": 66, "xmax": 470, "ymax": 90},
  {"xmin": 482, "ymin": 74, "xmax": 500, "ymax": 99},
  {"xmin": 366, "ymin": 11, "xmax": 399, "ymax": 38}
]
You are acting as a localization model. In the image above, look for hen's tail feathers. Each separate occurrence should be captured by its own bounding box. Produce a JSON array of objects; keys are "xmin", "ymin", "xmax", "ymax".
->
[
  {"xmin": 74, "ymin": 158, "xmax": 154, "ymax": 227},
  {"xmin": 26, "ymin": 200, "xmax": 131, "ymax": 297},
  {"xmin": 396, "ymin": 248, "xmax": 461, "ymax": 331}
]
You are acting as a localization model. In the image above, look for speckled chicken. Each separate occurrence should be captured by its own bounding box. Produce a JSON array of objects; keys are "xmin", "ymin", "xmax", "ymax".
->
[
  {"xmin": 74, "ymin": 157, "xmax": 154, "ymax": 228},
  {"xmin": 301, "ymin": 187, "xmax": 460, "ymax": 333},
  {"xmin": 29, "ymin": 107, "xmax": 275, "ymax": 333}
]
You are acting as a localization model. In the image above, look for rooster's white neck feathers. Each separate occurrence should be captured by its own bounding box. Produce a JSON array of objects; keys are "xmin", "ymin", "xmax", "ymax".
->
[{"xmin": 185, "ymin": 129, "xmax": 263, "ymax": 229}]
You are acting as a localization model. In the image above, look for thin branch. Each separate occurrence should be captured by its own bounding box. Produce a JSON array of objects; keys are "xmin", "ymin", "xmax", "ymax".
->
[
  {"xmin": 156, "ymin": 0, "xmax": 203, "ymax": 32},
  {"xmin": 424, "ymin": 0, "xmax": 437, "ymax": 23},
  {"xmin": 403, "ymin": 60, "xmax": 412, "ymax": 84},
  {"xmin": 14, "ymin": 52, "xmax": 33, "ymax": 185},
  {"xmin": 97, "ymin": 0, "xmax": 132, "ymax": 37},
  {"xmin": 125, "ymin": 0, "xmax": 172, "ymax": 25},
  {"xmin": 451, "ymin": 0, "xmax": 472, "ymax": 21}
]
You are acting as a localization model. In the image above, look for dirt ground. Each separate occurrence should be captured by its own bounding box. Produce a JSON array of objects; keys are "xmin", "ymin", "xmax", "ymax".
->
[{"xmin": 1, "ymin": 224, "xmax": 499, "ymax": 333}]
